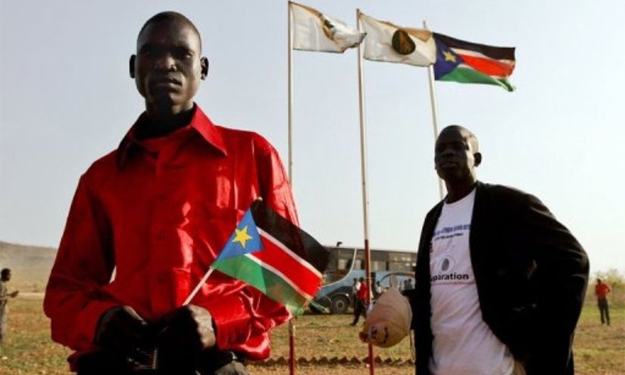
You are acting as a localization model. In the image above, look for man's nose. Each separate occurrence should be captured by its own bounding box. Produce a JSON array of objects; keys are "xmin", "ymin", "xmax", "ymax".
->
[{"xmin": 154, "ymin": 53, "xmax": 176, "ymax": 71}]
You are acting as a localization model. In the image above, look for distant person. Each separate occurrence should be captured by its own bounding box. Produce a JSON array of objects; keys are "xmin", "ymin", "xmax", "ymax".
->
[
  {"xmin": 352, "ymin": 277, "xmax": 361, "ymax": 294},
  {"xmin": 402, "ymin": 278, "xmax": 414, "ymax": 291},
  {"xmin": 0, "ymin": 268, "xmax": 19, "ymax": 344},
  {"xmin": 374, "ymin": 281, "xmax": 384, "ymax": 298},
  {"xmin": 389, "ymin": 274, "xmax": 400, "ymax": 290},
  {"xmin": 407, "ymin": 125, "xmax": 589, "ymax": 375},
  {"xmin": 351, "ymin": 277, "xmax": 368, "ymax": 326},
  {"xmin": 351, "ymin": 277, "xmax": 361, "ymax": 308},
  {"xmin": 595, "ymin": 278, "xmax": 611, "ymax": 326},
  {"xmin": 44, "ymin": 11, "xmax": 298, "ymax": 375}
]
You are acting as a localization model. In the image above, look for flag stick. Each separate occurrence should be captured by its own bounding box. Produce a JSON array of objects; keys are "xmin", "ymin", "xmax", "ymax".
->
[
  {"xmin": 287, "ymin": 3, "xmax": 297, "ymax": 375},
  {"xmin": 356, "ymin": 9, "xmax": 375, "ymax": 375},
  {"xmin": 423, "ymin": 20, "xmax": 445, "ymax": 200},
  {"xmin": 287, "ymin": 1, "xmax": 294, "ymax": 181},
  {"xmin": 183, "ymin": 267, "xmax": 215, "ymax": 306}
]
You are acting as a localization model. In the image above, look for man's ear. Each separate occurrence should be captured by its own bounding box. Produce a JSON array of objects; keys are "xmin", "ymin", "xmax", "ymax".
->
[
  {"xmin": 129, "ymin": 55, "xmax": 136, "ymax": 79},
  {"xmin": 200, "ymin": 57, "xmax": 209, "ymax": 80},
  {"xmin": 474, "ymin": 152, "xmax": 482, "ymax": 167}
]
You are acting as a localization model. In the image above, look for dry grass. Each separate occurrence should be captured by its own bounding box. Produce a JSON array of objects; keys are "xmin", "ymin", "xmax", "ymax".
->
[{"xmin": 0, "ymin": 296, "xmax": 623, "ymax": 375}]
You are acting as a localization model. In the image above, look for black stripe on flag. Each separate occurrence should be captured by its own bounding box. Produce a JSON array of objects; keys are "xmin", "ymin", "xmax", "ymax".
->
[
  {"xmin": 434, "ymin": 32, "xmax": 515, "ymax": 61},
  {"xmin": 250, "ymin": 200, "xmax": 331, "ymax": 274}
]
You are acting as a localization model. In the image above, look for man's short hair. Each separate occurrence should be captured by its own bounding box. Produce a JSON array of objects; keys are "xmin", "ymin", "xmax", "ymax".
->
[
  {"xmin": 441, "ymin": 125, "xmax": 479, "ymax": 153},
  {"xmin": 1, "ymin": 268, "xmax": 10, "ymax": 277},
  {"xmin": 138, "ymin": 11, "xmax": 202, "ymax": 51}
]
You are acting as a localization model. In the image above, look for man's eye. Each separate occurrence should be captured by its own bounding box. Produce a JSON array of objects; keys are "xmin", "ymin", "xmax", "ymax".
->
[
  {"xmin": 450, "ymin": 143, "xmax": 464, "ymax": 151},
  {"xmin": 175, "ymin": 48, "xmax": 193, "ymax": 59}
]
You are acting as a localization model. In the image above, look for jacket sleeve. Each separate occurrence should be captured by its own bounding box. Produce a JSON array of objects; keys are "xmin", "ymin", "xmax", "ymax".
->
[
  {"xmin": 43, "ymin": 175, "xmax": 118, "ymax": 351},
  {"xmin": 520, "ymin": 193, "xmax": 589, "ymax": 374},
  {"xmin": 525, "ymin": 194, "xmax": 588, "ymax": 326},
  {"xmin": 207, "ymin": 135, "xmax": 298, "ymax": 359}
]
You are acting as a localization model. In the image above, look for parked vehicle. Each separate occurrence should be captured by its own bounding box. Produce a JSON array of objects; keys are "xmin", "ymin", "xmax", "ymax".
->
[{"xmin": 311, "ymin": 246, "xmax": 416, "ymax": 314}]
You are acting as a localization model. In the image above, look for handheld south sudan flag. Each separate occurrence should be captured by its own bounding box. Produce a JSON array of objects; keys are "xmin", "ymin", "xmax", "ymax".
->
[
  {"xmin": 433, "ymin": 33, "xmax": 516, "ymax": 91},
  {"xmin": 211, "ymin": 200, "xmax": 331, "ymax": 315}
]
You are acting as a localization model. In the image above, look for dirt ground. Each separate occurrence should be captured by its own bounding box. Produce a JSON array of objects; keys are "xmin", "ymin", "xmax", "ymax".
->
[
  {"xmin": 248, "ymin": 363, "xmax": 414, "ymax": 375},
  {"xmin": 1, "ymin": 297, "xmax": 623, "ymax": 375}
]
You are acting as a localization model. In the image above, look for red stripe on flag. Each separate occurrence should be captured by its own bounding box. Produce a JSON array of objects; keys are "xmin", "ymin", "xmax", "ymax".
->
[
  {"xmin": 253, "ymin": 236, "xmax": 321, "ymax": 297},
  {"xmin": 456, "ymin": 53, "xmax": 515, "ymax": 77}
]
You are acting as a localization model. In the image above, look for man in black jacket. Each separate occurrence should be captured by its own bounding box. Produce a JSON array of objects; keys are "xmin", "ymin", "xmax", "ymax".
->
[{"xmin": 407, "ymin": 125, "xmax": 589, "ymax": 375}]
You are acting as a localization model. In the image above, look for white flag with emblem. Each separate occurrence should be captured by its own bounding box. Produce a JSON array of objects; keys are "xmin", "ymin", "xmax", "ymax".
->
[
  {"xmin": 359, "ymin": 13, "xmax": 436, "ymax": 67},
  {"xmin": 290, "ymin": 2, "xmax": 365, "ymax": 53}
]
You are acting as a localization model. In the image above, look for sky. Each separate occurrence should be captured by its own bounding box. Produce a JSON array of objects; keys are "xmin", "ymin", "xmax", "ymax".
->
[{"xmin": 1, "ymin": 0, "xmax": 624, "ymax": 275}]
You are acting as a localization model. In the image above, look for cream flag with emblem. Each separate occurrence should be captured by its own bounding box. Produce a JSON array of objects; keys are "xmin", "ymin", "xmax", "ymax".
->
[
  {"xmin": 359, "ymin": 13, "xmax": 436, "ymax": 67},
  {"xmin": 290, "ymin": 2, "xmax": 365, "ymax": 53}
]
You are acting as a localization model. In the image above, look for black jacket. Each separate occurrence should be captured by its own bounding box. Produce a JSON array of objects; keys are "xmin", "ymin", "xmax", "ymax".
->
[{"xmin": 408, "ymin": 182, "xmax": 589, "ymax": 375}]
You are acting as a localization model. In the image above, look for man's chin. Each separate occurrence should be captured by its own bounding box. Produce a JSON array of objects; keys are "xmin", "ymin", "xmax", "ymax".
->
[
  {"xmin": 151, "ymin": 93, "xmax": 176, "ymax": 105},
  {"xmin": 435, "ymin": 170, "xmax": 451, "ymax": 181},
  {"xmin": 147, "ymin": 95, "xmax": 189, "ymax": 111}
]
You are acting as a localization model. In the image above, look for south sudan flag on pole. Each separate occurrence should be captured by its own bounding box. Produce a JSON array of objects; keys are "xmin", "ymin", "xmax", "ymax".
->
[
  {"xmin": 433, "ymin": 32, "xmax": 516, "ymax": 91},
  {"xmin": 212, "ymin": 200, "xmax": 331, "ymax": 315}
]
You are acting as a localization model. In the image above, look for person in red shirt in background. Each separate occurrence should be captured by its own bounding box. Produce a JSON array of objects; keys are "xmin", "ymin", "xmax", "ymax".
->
[
  {"xmin": 595, "ymin": 278, "xmax": 612, "ymax": 326},
  {"xmin": 44, "ymin": 11, "xmax": 297, "ymax": 375},
  {"xmin": 351, "ymin": 277, "xmax": 369, "ymax": 326}
]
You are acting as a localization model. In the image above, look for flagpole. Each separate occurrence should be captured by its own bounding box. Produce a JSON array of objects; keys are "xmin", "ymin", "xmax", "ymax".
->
[
  {"xmin": 356, "ymin": 9, "xmax": 375, "ymax": 375},
  {"xmin": 183, "ymin": 268, "xmax": 215, "ymax": 305},
  {"xmin": 423, "ymin": 20, "xmax": 445, "ymax": 200},
  {"xmin": 288, "ymin": 2, "xmax": 294, "ymax": 181},
  {"xmin": 287, "ymin": 4, "xmax": 297, "ymax": 375}
]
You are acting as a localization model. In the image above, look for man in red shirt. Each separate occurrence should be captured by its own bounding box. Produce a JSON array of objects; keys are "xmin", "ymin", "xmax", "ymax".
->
[
  {"xmin": 44, "ymin": 11, "xmax": 297, "ymax": 375},
  {"xmin": 595, "ymin": 278, "xmax": 611, "ymax": 326},
  {"xmin": 350, "ymin": 277, "xmax": 369, "ymax": 326}
]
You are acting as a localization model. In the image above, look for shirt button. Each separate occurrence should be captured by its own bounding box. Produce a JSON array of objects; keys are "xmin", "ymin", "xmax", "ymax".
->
[
  {"xmin": 156, "ymin": 232, "xmax": 165, "ymax": 240},
  {"xmin": 157, "ymin": 192, "xmax": 166, "ymax": 200}
]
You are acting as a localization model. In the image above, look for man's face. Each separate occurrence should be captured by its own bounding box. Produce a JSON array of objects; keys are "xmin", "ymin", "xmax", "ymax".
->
[
  {"xmin": 434, "ymin": 128, "xmax": 480, "ymax": 185},
  {"xmin": 132, "ymin": 20, "xmax": 206, "ymax": 113}
]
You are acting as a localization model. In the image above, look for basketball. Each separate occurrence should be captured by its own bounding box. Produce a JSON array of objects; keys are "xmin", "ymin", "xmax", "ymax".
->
[{"xmin": 360, "ymin": 288, "xmax": 412, "ymax": 348}]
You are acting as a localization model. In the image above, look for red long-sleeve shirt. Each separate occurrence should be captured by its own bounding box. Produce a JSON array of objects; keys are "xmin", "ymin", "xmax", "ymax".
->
[
  {"xmin": 595, "ymin": 283, "xmax": 611, "ymax": 298},
  {"xmin": 44, "ymin": 106, "xmax": 298, "ymax": 365},
  {"xmin": 357, "ymin": 281, "xmax": 370, "ymax": 301}
]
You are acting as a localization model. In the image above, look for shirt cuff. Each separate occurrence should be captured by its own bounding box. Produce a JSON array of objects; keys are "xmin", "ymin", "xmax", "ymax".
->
[
  {"xmin": 206, "ymin": 296, "xmax": 252, "ymax": 349},
  {"xmin": 75, "ymin": 300, "xmax": 119, "ymax": 349}
]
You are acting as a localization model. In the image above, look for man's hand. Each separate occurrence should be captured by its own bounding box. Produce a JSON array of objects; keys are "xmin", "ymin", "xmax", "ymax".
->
[
  {"xmin": 94, "ymin": 305, "xmax": 151, "ymax": 364},
  {"xmin": 155, "ymin": 304, "xmax": 216, "ymax": 371},
  {"xmin": 156, "ymin": 304, "xmax": 216, "ymax": 351}
]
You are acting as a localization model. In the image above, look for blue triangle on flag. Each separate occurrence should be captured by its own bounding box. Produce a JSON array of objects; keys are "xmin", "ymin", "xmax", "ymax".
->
[{"xmin": 215, "ymin": 207, "xmax": 264, "ymax": 261}]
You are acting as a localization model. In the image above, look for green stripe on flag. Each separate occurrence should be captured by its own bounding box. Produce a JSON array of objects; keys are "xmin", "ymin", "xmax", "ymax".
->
[
  {"xmin": 213, "ymin": 255, "xmax": 310, "ymax": 315},
  {"xmin": 440, "ymin": 66, "xmax": 515, "ymax": 92}
]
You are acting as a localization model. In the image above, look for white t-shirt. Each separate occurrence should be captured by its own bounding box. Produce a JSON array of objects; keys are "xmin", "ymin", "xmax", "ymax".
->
[
  {"xmin": 429, "ymin": 189, "xmax": 514, "ymax": 375},
  {"xmin": 353, "ymin": 281, "xmax": 361, "ymax": 294}
]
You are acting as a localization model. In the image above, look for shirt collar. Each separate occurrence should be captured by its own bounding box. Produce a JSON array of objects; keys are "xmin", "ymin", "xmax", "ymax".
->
[{"xmin": 117, "ymin": 104, "xmax": 227, "ymax": 167}]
